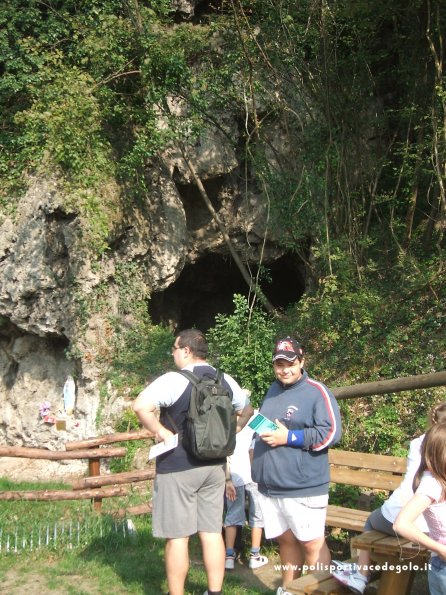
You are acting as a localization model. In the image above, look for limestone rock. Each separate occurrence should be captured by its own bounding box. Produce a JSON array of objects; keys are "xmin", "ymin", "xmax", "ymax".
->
[{"xmin": 0, "ymin": 114, "xmax": 295, "ymax": 481}]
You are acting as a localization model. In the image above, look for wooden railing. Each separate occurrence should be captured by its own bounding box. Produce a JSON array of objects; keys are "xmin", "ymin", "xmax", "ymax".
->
[
  {"xmin": 332, "ymin": 370, "xmax": 446, "ymax": 400},
  {"xmin": 0, "ymin": 430, "xmax": 156, "ymax": 516}
]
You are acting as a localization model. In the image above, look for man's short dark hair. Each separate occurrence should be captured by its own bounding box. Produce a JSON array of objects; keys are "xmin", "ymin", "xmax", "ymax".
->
[{"xmin": 176, "ymin": 328, "xmax": 208, "ymax": 359}]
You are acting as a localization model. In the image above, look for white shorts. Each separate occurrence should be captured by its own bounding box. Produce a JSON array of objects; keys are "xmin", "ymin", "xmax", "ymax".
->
[{"xmin": 257, "ymin": 492, "xmax": 328, "ymax": 542}]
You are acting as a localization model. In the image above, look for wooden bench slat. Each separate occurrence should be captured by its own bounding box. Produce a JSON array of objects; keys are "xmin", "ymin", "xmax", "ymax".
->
[
  {"xmin": 351, "ymin": 531, "xmax": 430, "ymax": 562},
  {"xmin": 326, "ymin": 505, "xmax": 369, "ymax": 531},
  {"xmin": 330, "ymin": 467, "xmax": 402, "ymax": 490},
  {"xmin": 326, "ymin": 519, "xmax": 365, "ymax": 532},
  {"xmin": 287, "ymin": 568, "xmax": 353, "ymax": 594},
  {"xmin": 350, "ymin": 529, "xmax": 385, "ymax": 546},
  {"xmin": 329, "ymin": 449, "xmax": 407, "ymax": 473}
]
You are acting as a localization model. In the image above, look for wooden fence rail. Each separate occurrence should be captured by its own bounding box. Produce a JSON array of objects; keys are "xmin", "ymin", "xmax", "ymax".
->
[
  {"xmin": 333, "ymin": 370, "xmax": 446, "ymax": 400},
  {"xmin": 0, "ymin": 446, "xmax": 127, "ymax": 459},
  {"xmin": 0, "ymin": 486, "xmax": 129, "ymax": 501},
  {"xmin": 64, "ymin": 429, "xmax": 153, "ymax": 451},
  {"xmin": 71, "ymin": 468, "xmax": 156, "ymax": 490}
]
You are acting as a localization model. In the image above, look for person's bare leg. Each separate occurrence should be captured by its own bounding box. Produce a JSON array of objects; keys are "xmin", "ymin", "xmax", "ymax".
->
[
  {"xmin": 276, "ymin": 529, "xmax": 304, "ymax": 585},
  {"xmin": 357, "ymin": 549, "xmax": 371, "ymax": 577},
  {"xmin": 199, "ymin": 531, "xmax": 225, "ymax": 592},
  {"xmin": 165, "ymin": 536, "xmax": 189, "ymax": 595},
  {"xmin": 224, "ymin": 525, "xmax": 237, "ymax": 550},
  {"xmin": 301, "ymin": 536, "xmax": 330, "ymax": 571},
  {"xmin": 251, "ymin": 526, "xmax": 263, "ymax": 550}
]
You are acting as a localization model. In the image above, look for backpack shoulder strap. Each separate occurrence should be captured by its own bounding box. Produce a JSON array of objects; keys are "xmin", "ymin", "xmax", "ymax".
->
[
  {"xmin": 164, "ymin": 371, "xmax": 198, "ymax": 432},
  {"xmin": 176, "ymin": 369, "xmax": 200, "ymax": 385}
]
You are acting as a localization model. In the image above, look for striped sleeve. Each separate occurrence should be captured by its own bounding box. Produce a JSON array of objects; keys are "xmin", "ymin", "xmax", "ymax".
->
[{"xmin": 304, "ymin": 378, "xmax": 341, "ymax": 451}]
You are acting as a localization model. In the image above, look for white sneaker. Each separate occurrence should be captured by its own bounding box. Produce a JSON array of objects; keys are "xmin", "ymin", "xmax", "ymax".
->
[
  {"xmin": 332, "ymin": 559, "xmax": 355, "ymax": 572},
  {"xmin": 276, "ymin": 587, "xmax": 293, "ymax": 595},
  {"xmin": 225, "ymin": 553, "xmax": 235, "ymax": 570},
  {"xmin": 331, "ymin": 567, "xmax": 368, "ymax": 594},
  {"xmin": 249, "ymin": 554, "xmax": 268, "ymax": 569}
]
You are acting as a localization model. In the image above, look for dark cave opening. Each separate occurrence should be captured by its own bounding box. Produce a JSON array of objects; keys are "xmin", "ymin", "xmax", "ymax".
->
[
  {"xmin": 150, "ymin": 252, "xmax": 306, "ymax": 332},
  {"xmin": 175, "ymin": 174, "xmax": 228, "ymax": 231}
]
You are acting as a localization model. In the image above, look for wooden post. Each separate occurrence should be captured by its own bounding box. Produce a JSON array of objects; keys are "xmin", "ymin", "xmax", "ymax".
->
[{"xmin": 88, "ymin": 453, "xmax": 102, "ymax": 512}]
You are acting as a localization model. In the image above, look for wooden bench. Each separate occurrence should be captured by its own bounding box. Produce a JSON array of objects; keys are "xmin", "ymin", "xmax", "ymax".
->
[
  {"xmin": 350, "ymin": 530, "xmax": 430, "ymax": 595},
  {"xmin": 285, "ymin": 449, "xmax": 430, "ymax": 594},
  {"xmin": 287, "ymin": 565, "xmax": 354, "ymax": 594},
  {"xmin": 326, "ymin": 449, "xmax": 407, "ymax": 532},
  {"xmin": 286, "ymin": 533, "xmax": 430, "ymax": 594}
]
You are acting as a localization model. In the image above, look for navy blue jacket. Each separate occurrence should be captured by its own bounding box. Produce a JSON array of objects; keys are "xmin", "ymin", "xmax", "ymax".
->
[{"xmin": 251, "ymin": 370, "xmax": 342, "ymax": 497}]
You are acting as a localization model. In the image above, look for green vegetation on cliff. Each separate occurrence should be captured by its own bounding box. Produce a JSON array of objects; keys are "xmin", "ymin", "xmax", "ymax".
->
[{"xmin": 0, "ymin": 1, "xmax": 444, "ymax": 453}]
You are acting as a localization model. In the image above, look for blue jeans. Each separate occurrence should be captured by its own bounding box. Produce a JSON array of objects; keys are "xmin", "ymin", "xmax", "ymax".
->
[{"xmin": 429, "ymin": 556, "xmax": 446, "ymax": 595}]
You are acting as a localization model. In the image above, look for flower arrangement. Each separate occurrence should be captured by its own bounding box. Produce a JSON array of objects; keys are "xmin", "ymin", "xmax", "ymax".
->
[{"xmin": 39, "ymin": 401, "xmax": 56, "ymax": 424}]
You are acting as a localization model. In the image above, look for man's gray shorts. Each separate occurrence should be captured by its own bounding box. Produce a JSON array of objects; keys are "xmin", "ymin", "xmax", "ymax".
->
[{"xmin": 152, "ymin": 464, "xmax": 225, "ymax": 538}]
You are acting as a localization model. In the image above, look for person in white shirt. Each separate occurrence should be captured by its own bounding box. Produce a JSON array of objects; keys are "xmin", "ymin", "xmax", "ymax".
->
[
  {"xmin": 394, "ymin": 422, "xmax": 446, "ymax": 595},
  {"xmin": 133, "ymin": 329, "xmax": 253, "ymax": 595},
  {"xmin": 224, "ymin": 407, "xmax": 268, "ymax": 571},
  {"xmin": 333, "ymin": 401, "xmax": 446, "ymax": 594}
]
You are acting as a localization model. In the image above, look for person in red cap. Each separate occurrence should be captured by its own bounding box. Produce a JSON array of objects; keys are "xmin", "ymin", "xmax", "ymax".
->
[{"xmin": 251, "ymin": 337, "xmax": 342, "ymax": 595}]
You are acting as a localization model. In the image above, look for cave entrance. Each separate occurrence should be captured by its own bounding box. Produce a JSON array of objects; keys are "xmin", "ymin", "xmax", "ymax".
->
[{"xmin": 150, "ymin": 252, "xmax": 306, "ymax": 332}]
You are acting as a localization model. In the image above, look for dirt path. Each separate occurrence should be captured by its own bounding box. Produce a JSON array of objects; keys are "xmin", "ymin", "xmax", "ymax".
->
[
  {"xmin": 0, "ymin": 561, "xmax": 279, "ymax": 595},
  {"xmin": 0, "ymin": 568, "xmax": 102, "ymax": 595},
  {"xmin": 0, "ymin": 557, "xmax": 430, "ymax": 594},
  {"xmin": 223, "ymin": 556, "xmax": 281, "ymax": 593}
]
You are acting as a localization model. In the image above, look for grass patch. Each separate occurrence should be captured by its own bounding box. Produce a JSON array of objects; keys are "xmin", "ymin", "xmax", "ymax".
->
[
  {"xmin": 0, "ymin": 524, "xmax": 273, "ymax": 594},
  {"xmin": 0, "ymin": 479, "xmax": 273, "ymax": 594},
  {"xmin": 0, "ymin": 477, "xmax": 152, "ymax": 559}
]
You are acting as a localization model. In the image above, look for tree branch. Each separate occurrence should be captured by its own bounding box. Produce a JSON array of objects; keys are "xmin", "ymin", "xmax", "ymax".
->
[{"xmin": 178, "ymin": 142, "xmax": 278, "ymax": 316}]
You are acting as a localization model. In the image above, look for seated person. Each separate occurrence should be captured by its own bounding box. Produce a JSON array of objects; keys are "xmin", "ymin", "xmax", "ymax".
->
[{"xmin": 332, "ymin": 401, "xmax": 446, "ymax": 594}]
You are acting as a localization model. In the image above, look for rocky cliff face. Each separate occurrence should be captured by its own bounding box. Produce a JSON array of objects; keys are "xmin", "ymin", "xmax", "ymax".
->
[
  {"xmin": 0, "ymin": 0, "xmax": 306, "ymax": 475},
  {"xmin": 0, "ymin": 113, "xmax": 303, "ymax": 478}
]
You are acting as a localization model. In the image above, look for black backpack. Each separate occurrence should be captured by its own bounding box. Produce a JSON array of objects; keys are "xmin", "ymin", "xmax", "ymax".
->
[{"xmin": 177, "ymin": 369, "xmax": 237, "ymax": 461}]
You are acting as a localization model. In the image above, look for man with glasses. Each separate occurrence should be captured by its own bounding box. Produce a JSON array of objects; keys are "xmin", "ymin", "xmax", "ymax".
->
[
  {"xmin": 251, "ymin": 337, "xmax": 342, "ymax": 595},
  {"xmin": 133, "ymin": 328, "xmax": 253, "ymax": 595}
]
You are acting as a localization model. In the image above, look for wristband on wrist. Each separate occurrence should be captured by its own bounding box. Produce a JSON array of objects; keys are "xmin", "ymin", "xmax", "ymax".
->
[{"xmin": 287, "ymin": 429, "xmax": 305, "ymax": 448}]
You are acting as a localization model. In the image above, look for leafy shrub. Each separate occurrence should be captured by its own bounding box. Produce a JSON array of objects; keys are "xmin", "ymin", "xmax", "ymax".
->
[
  {"xmin": 207, "ymin": 294, "xmax": 278, "ymax": 408},
  {"xmin": 109, "ymin": 408, "xmax": 147, "ymax": 473}
]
